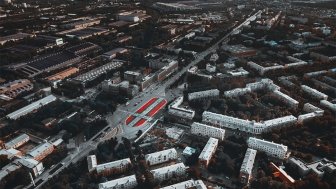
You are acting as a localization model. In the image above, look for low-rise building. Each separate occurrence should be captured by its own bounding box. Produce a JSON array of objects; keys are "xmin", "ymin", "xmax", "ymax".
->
[
  {"xmin": 27, "ymin": 142, "xmax": 54, "ymax": 161},
  {"xmin": 191, "ymin": 122, "xmax": 225, "ymax": 140},
  {"xmin": 168, "ymin": 96, "xmax": 195, "ymax": 120},
  {"xmin": 6, "ymin": 95, "xmax": 57, "ymax": 120},
  {"xmin": 188, "ymin": 89, "xmax": 219, "ymax": 101},
  {"xmin": 4, "ymin": 133, "xmax": 30, "ymax": 149},
  {"xmin": 16, "ymin": 158, "xmax": 44, "ymax": 177},
  {"xmin": 150, "ymin": 163, "xmax": 187, "ymax": 182},
  {"xmin": 102, "ymin": 48, "xmax": 128, "ymax": 60},
  {"xmin": 145, "ymin": 148, "xmax": 177, "ymax": 166},
  {"xmin": 288, "ymin": 158, "xmax": 336, "ymax": 177},
  {"xmin": 87, "ymin": 155, "xmax": 97, "ymax": 172},
  {"xmin": 98, "ymin": 175, "xmax": 137, "ymax": 189},
  {"xmin": 320, "ymin": 100, "xmax": 336, "ymax": 112},
  {"xmin": 239, "ymin": 148, "xmax": 257, "ymax": 184},
  {"xmin": 0, "ymin": 79, "xmax": 33, "ymax": 99},
  {"xmin": 160, "ymin": 179, "xmax": 207, "ymax": 189},
  {"xmin": 199, "ymin": 137, "xmax": 218, "ymax": 168},
  {"xmin": 247, "ymin": 137, "xmax": 288, "ymax": 159},
  {"xmin": 96, "ymin": 158, "xmax": 132, "ymax": 175},
  {"xmin": 301, "ymin": 85, "xmax": 328, "ymax": 100}
]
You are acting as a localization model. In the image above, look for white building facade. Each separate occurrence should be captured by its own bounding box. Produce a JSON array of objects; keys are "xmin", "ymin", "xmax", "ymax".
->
[
  {"xmin": 199, "ymin": 137, "xmax": 218, "ymax": 168},
  {"xmin": 247, "ymin": 137, "xmax": 288, "ymax": 159},
  {"xmin": 191, "ymin": 122, "xmax": 225, "ymax": 140},
  {"xmin": 145, "ymin": 148, "xmax": 177, "ymax": 166}
]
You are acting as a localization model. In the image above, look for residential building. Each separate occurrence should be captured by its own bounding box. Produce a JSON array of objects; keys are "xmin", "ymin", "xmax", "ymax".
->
[
  {"xmin": 239, "ymin": 148, "xmax": 257, "ymax": 184},
  {"xmin": 301, "ymin": 85, "xmax": 328, "ymax": 100},
  {"xmin": 188, "ymin": 89, "xmax": 219, "ymax": 101},
  {"xmin": 199, "ymin": 137, "xmax": 218, "ymax": 168},
  {"xmin": 168, "ymin": 96, "xmax": 195, "ymax": 120},
  {"xmin": 124, "ymin": 71, "xmax": 142, "ymax": 83},
  {"xmin": 87, "ymin": 155, "xmax": 97, "ymax": 172},
  {"xmin": 191, "ymin": 122, "xmax": 225, "ymax": 140},
  {"xmin": 150, "ymin": 163, "xmax": 187, "ymax": 182},
  {"xmin": 202, "ymin": 111, "xmax": 297, "ymax": 134},
  {"xmin": 145, "ymin": 148, "xmax": 177, "ymax": 166},
  {"xmin": 96, "ymin": 158, "xmax": 132, "ymax": 175},
  {"xmin": 247, "ymin": 137, "xmax": 288, "ymax": 159},
  {"xmin": 98, "ymin": 175, "xmax": 137, "ymax": 189},
  {"xmin": 160, "ymin": 179, "xmax": 207, "ymax": 189}
]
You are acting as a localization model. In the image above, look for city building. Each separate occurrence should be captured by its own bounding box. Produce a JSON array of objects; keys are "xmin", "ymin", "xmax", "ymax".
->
[
  {"xmin": 188, "ymin": 89, "xmax": 220, "ymax": 101},
  {"xmin": 222, "ymin": 44, "xmax": 257, "ymax": 57},
  {"xmin": 87, "ymin": 155, "xmax": 97, "ymax": 172},
  {"xmin": 145, "ymin": 148, "xmax": 177, "ymax": 166},
  {"xmin": 202, "ymin": 111, "xmax": 297, "ymax": 134},
  {"xmin": 288, "ymin": 158, "xmax": 336, "ymax": 177},
  {"xmin": 239, "ymin": 148, "xmax": 257, "ymax": 184},
  {"xmin": 168, "ymin": 96, "xmax": 195, "ymax": 120},
  {"xmin": 96, "ymin": 158, "xmax": 132, "ymax": 175},
  {"xmin": 137, "ymin": 73, "xmax": 156, "ymax": 90},
  {"xmin": 98, "ymin": 175, "xmax": 137, "ymax": 189},
  {"xmin": 4, "ymin": 133, "xmax": 30, "ymax": 149},
  {"xmin": 191, "ymin": 122, "xmax": 225, "ymax": 140},
  {"xmin": 45, "ymin": 67, "xmax": 79, "ymax": 83},
  {"xmin": 156, "ymin": 60, "xmax": 178, "ymax": 81},
  {"xmin": 198, "ymin": 137, "xmax": 218, "ymax": 168},
  {"xmin": 150, "ymin": 163, "xmax": 187, "ymax": 182},
  {"xmin": 320, "ymin": 100, "xmax": 336, "ymax": 112},
  {"xmin": 0, "ymin": 33, "xmax": 34, "ymax": 45},
  {"xmin": 124, "ymin": 71, "xmax": 142, "ymax": 83},
  {"xmin": 117, "ymin": 10, "xmax": 150, "ymax": 23},
  {"xmin": 15, "ymin": 158, "xmax": 44, "ymax": 177},
  {"xmin": 160, "ymin": 179, "xmax": 207, "ymax": 189},
  {"xmin": 73, "ymin": 60, "xmax": 124, "ymax": 87},
  {"xmin": 0, "ymin": 79, "xmax": 33, "ymax": 99},
  {"xmin": 247, "ymin": 137, "xmax": 288, "ymax": 159},
  {"xmin": 301, "ymin": 85, "xmax": 328, "ymax": 100},
  {"xmin": 206, "ymin": 63, "xmax": 216, "ymax": 73},
  {"xmin": 62, "ymin": 18, "xmax": 101, "ymax": 29},
  {"xmin": 6, "ymin": 95, "xmax": 57, "ymax": 120},
  {"xmin": 27, "ymin": 142, "xmax": 54, "ymax": 161},
  {"xmin": 102, "ymin": 48, "xmax": 128, "ymax": 60}
]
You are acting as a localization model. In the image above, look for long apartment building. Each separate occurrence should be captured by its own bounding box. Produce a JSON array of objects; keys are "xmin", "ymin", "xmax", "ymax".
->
[
  {"xmin": 202, "ymin": 111, "xmax": 297, "ymax": 134},
  {"xmin": 145, "ymin": 148, "xmax": 177, "ymax": 166},
  {"xmin": 150, "ymin": 163, "xmax": 187, "ymax": 182},
  {"xmin": 4, "ymin": 133, "xmax": 30, "ymax": 149},
  {"xmin": 96, "ymin": 158, "xmax": 132, "ymax": 175},
  {"xmin": 191, "ymin": 122, "xmax": 225, "ymax": 140},
  {"xmin": 87, "ymin": 155, "xmax": 132, "ymax": 175},
  {"xmin": 168, "ymin": 96, "xmax": 195, "ymax": 120},
  {"xmin": 301, "ymin": 85, "xmax": 328, "ymax": 100},
  {"xmin": 0, "ymin": 79, "xmax": 33, "ymax": 99},
  {"xmin": 98, "ymin": 175, "xmax": 137, "ymax": 189},
  {"xmin": 199, "ymin": 137, "xmax": 218, "ymax": 168},
  {"xmin": 188, "ymin": 89, "xmax": 220, "ymax": 101},
  {"xmin": 239, "ymin": 148, "xmax": 257, "ymax": 184},
  {"xmin": 27, "ymin": 142, "xmax": 54, "ymax": 161},
  {"xmin": 247, "ymin": 137, "xmax": 288, "ymax": 159},
  {"xmin": 160, "ymin": 179, "xmax": 207, "ymax": 189}
]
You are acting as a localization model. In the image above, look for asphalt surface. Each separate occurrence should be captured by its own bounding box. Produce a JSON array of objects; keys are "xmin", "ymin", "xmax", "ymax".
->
[{"xmin": 25, "ymin": 10, "xmax": 262, "ymax": 189}]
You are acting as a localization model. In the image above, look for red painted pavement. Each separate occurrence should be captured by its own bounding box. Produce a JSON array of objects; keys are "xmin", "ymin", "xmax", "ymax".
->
[
  {"xmin": 146, "ymin": 99, "xmax": 167, "ymax": 117},
  {"xmin": 135, "ymin": 97, "xmax": 158, "ymax": 114}
]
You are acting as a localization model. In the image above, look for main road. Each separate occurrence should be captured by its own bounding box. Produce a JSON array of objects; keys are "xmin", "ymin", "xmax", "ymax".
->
[{"xmin": 25, "ymin": 10, "xmax": 262, "ymax": 189}]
